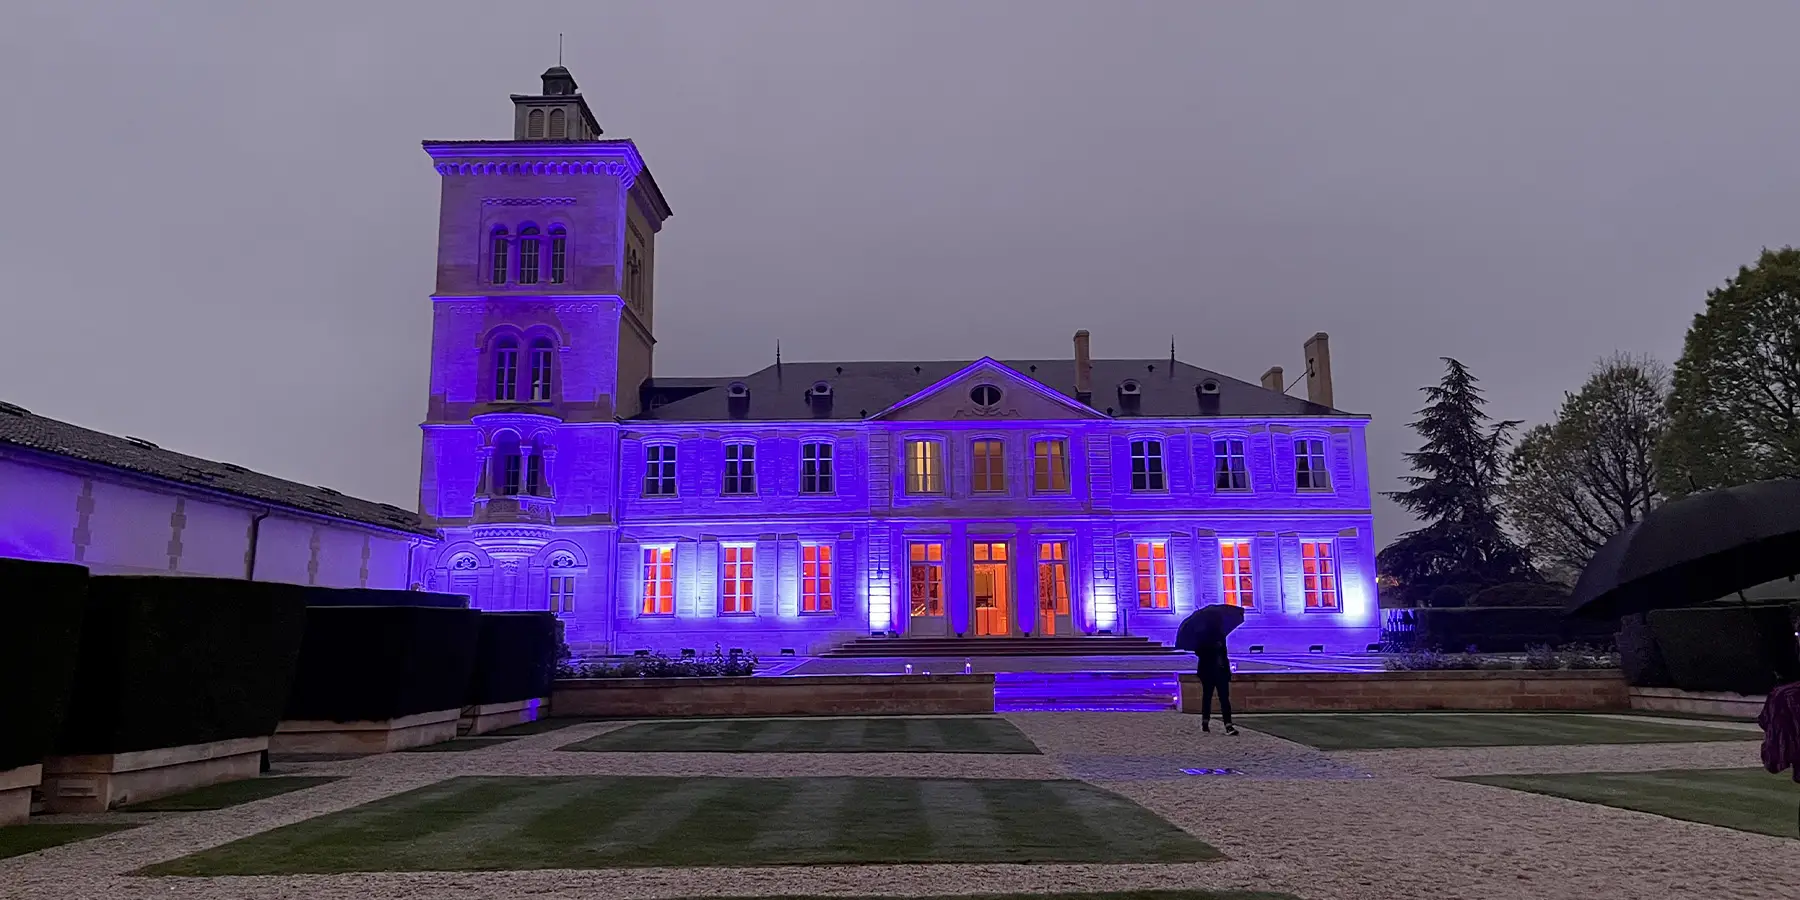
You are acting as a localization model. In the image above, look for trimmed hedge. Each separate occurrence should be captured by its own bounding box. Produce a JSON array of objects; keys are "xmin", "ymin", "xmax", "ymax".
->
[
  {"xmin": 1467, "ymin": 582, "xmax": 1572, "ymax": 608},
  {"xmin": 284, "ymin": 606, "xmax": 481, "ymax": 723},
  {"xmin": 301, "ymin": 587, "xmax": 468, "ymax": 609},
  {"xmin": 467, "ymin": 612, "xmax": 559, "ymax": 705},
  {"xmin": 1616, "ymin": 612, "xmax": 1675, "ymax": 688},
  {"xmin": 1413, "ymin": 606, "xmax": 1617, "ymax": 653},
  {"xmin": 57, "ymin": 576, "xmax": 309, "ymax": 756},
  {"xmin": 0, "ymin": 558, "xmax": 88, "ymax": 772},
  {"xmin": 1647, "ymin": 604, "xmax": 1800, "ymax": 695}
]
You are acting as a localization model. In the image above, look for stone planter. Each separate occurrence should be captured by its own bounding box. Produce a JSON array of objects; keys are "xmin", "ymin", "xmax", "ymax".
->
[
  {"xmin": 271, "ymin": 708, "xmax": 461, "ymax": 755},
  {"xmin": 0, "ymin": 764, "xmax": 41, "ymax": 825},
  {"xmin": 1180, "ymin": 670, "xmax": 1629, "ymax": 713},
  {"xmin": 551, "ymin": 674, "xmax": 995, "ymax": 719},
  {"xmin": 461, "ymin": 698, "xmax": 549, "ymax": 736},
  {"xmin": 39, "ymin": 736, "xmax": 267, "ymax": 813},
  {"xmin": 1628, "ymin": 686, "xmax": 1766, "ymax": 719}
]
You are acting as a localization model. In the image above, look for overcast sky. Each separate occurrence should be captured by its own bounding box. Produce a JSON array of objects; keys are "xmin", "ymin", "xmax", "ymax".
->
[{"xmin": 4, "ymin": 1, "xmax": 1797, "ymax": 543}]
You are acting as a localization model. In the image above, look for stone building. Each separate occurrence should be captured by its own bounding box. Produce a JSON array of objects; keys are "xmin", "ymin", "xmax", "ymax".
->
[{"xmin": 419, "ymin": 67, "xmax": 1380, "ymax": 655}]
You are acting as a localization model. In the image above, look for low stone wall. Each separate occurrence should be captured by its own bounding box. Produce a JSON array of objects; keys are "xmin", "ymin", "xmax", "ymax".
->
[
  {"xmin": 1180, "ymin": 670, "xmax": 1629, "ymax": 712},
  {"xmin": 551, "ymin": 674, "xmax": 995, "ymax": 719},
  {"xmin": 271, "ymin": 708, "xmax": 461, "ymax": 755},
  {"xmin": 39, "ymin": 736, "xmax": 266, "ymax": 813},
  {"xmin": 1629, "ymin": 686, "xmax": 1766, "ymax": 719},
  {"xmin": 461, "ymin": 698, "xmax": 550, "ymax": 736},
  {"xmin": 0, "ymin": 763, "xmax": 41, "ymax": 825}
]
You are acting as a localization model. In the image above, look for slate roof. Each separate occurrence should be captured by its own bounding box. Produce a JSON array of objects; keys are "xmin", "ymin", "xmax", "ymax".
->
[
  {"xmin": 0, "ymin": 400, "xmax": 435, "ymax": 537},
  {"xmin": 636, "ymin": 359, "xmax": 1357, "ymax": 423}
]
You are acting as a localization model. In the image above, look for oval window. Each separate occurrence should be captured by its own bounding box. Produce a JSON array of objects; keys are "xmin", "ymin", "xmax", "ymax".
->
[{"xmin": 969, "ymin": 384, "xmax": 1003, "ymax": 407}]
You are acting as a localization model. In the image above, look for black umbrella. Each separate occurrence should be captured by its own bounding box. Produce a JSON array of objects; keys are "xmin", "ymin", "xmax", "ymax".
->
[
  {"xmin": 1568, "ymin": 478, "xmax": 1800, "ymax": 620},
  {"xmin": 1176, "ymin": 604, "xmax": 1247, "ymax": 651}
]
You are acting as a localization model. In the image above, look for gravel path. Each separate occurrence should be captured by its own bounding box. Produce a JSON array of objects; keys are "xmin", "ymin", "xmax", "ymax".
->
[{"xmin": 3, "ymin": 713, "xmax": 1794, "ymax": 900}]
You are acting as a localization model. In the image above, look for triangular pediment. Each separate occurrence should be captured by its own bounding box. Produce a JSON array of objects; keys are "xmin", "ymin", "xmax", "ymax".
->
[{"xmin": 870, "ymin": 358, "xmax": 1106, "ymax": 422}]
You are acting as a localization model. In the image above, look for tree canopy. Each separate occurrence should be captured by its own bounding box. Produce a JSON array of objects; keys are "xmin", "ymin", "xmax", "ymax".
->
[
  {"xmin": 1379, "ymin": 358, "xmax": 1534, "ymax": 601},
  {"xmin": 1658, "ymin": 247, "xmax": 1800, "ymax": 494}
]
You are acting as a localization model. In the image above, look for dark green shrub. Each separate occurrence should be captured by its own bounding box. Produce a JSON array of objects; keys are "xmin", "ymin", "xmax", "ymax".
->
[
  {"xmin": 1413, "ymin": 607, "xmax": 1615, "ymax": 653},
  {"xmin": 57, "ymin": 576, "xmax": 308, "ymax": 755},
  {"xmin": 1426, "ymin": 583, "xmax": 1483, "ymax": 608},
  {"xmin": 0, "ymin": 558, "xmax": 88, "ymax": 771},
  {"xmin": 301, "ymin": 587, "xmax": 468, "ymax": 609},
  {"xmin": 467, "ymin": 612, "xmax": 559, "ymax": 705},
  {"xmin": 284, "ymin": 606, "xmax": 481, "ymax": 722},
  {"xmin": 565, "ymin": 646, "xmax": 758, "ymax": 679},
  {"xmin": 1468, "ymin": 582, "xmax": 1571, "ymax": 608},
  {"xmin": 1616, "ymin": 612, "xmax": 1675, "ymax": 687},
  {"xmin": 1647, "ymin": 604, "xmax": 1800, "ymax": 695}
]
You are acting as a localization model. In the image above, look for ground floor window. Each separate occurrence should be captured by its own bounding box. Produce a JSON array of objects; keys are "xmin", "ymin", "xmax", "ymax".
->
[
  {"xmin": 1220, "ymin": 539, "xmax": 1254, "ymax": 608},
  {"xmin": 550, "ymin": 574, "xmax": 576, "ymax": 613},
  {"xmin": 1302, "ymin": 540, "xmax": 1338, "ymax": 610},
  {"xmin": 722, "ymin": 545, "xmax": 755, "ymax": 614},
  {"xmin": 641, "ymin": 546, "xmax": 674, "ymax": 616},
  {"xmin": 802, "ymin": 543, "xmax": 833, "ymax": 613},
  {"xmin": 1135, "ymin": 540, "xmax": 1169, "ymax": 609},
  {"xmin": 909, "ymin": 542, "xmax": 944, "ymax": 618}
]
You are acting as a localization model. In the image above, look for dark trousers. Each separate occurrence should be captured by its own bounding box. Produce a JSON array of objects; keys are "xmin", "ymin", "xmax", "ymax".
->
[{"xmin": 1200, "ymin": 676, "xmax": 1232, "ymax": 724}]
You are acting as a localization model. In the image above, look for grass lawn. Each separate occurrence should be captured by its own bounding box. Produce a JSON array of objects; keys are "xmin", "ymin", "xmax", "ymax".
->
[
  {"xmin": 0, "ymin": 823, "xmax": 136, "ymax": 860},
  {"xmin": 142, "ymin": 775, "xmax": 1215, "ymax": 875},
  {"xmin": 125, "ymin": 776, "xmax": 342, "ymax": 811},
  {"xmin": 400, "ymin": 737, "xmax": 518, "ymax": 753},
  {"xmin": 1458, "ymin": 768, "xmax": 1800, "ymax": 840},
  {"xmin": 560, "ymin": 716, "xmax": 1041, "ymax": 754},
  {"xmin": 1239, "ymin": 713, "xmax": 1759, "ymax": 750}
]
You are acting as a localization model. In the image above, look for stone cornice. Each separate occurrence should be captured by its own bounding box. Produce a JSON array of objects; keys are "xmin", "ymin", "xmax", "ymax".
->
[{"xmin": 423, "ymin": 141, "xmax": 645, "ymax": 189}]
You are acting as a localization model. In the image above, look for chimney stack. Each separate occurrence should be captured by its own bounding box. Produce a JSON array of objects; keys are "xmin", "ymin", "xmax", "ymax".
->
[
  {"xmin": 1260, "ymin": 366, "xmax": 1285, "ymax": 393},
  {"xmin": 1073, "ymin": 330, "xmax": 1093, "ymax": 400},
  {"xmin": 1304, "ymin": 332, "xmax": 1334, "ymax": 408}
]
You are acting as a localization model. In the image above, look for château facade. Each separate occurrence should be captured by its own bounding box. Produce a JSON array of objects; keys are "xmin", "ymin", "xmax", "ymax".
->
[{"xmin": 418, "ymin": 68, "xmax": 1380, "ymax": 656}]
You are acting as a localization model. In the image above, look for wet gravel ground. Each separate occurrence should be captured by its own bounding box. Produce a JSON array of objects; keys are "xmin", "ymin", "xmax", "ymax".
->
[{"xmin": 2, "ymin": 713, "xmax": 1792, "ymax": 900}]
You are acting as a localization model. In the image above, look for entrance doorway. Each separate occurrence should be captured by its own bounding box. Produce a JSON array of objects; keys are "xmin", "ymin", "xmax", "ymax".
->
[
  {"xmin": 907, "ymin": 541, "xmax": 947, "ymax": 636},
  {"xmin": 972, "ymin": 541, "xmax": 1011, "ymax": 637},
  {"xmin": 1037, "ymin": 541, "xmax": 1072, "ymax": 635}
]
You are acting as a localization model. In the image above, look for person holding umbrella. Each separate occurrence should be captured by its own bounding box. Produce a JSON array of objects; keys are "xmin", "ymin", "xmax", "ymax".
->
[{"xmin": 1176, "ymin": 603, "xmax": 1245, "ymax": 735}]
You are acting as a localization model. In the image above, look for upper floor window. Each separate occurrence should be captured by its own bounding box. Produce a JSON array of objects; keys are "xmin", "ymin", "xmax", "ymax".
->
[
  {"xmin": 1296, "ymin": 438, "xmax": 1331, "ymax": 491},
  {"xmin": 723, "ymin": 442, "xmax": 756, "ymax": 495},
  {"xmin": 644, "ymin": 444, "xmax": 677, "ymax": 496},
  {"xmin": 527, "ymin": 108, "xmax": 546, "ymax": 139},
  {"xmin": 548, "ymin": 108, "xmax": 567, "ymax": 139},
  {"xmin": 905, "ymin": 439, "xmax": 943, "ymax": 494},
  {"xmin": 1302, "ymin": 540, "xmax": 1339, "ymax": 609},
  {"xmin": 801, "ymin": 441, "xmax": 833, "ymax": 494},
  {"xmin": 802, "ymin": 543, "xmax": 833, "ymax": 613},
  {"xmin": 1214, "ymin": 437, "xmax": 1249, "ymax": 491},
  {"xmin": 1135, "ymin": 540, "xmax": 1170, "ymax": 609},
  {"xmin": 971, "ymin": 439, "xmax": 1005, "ymax": 493},
  {"xmin": 525, "ymin": 442, "xmax": 545, "ymax": 495},
  {"xmin": 549, "ymin": 226, "xmax": 567, "ymax": 284},
  {"xmin": 1220, "ymin": 539, "xmax": 1254, "ymax": 608},
  {"xmin": 1033, "ymin": 438, "xmax": 1070, "ymax": 493},
  {"xmin": 1130, "ymin": 439, "xmax": 1166, "ymax": 492},
  {"xmin": 640, "ymin": 546, "xmax": 674, "ymax": 616},
  {"xmin": 490, "ymin": 227, "xmax": 509, "ymax": 284},
  {"xmin": 721, "ymin": 545, "xmax": 755, "ymax": 614},
  {"xmin": 528, "ymin": 338, "xmax": 554, "ymax": 402},
  {"xmin": 493, "ymin": 337, "xmax": 519, "ymax": 401},
  {"xmin": 625, "ymin": 247, "xmax": 644, "ymax": 311},
  {"xmin": 518, "ymin": 226, "xmax": 541, "ymax": 285},
  {"xmin": 493, "ymin": 432, "xmax": 523, "ymax": 496}
]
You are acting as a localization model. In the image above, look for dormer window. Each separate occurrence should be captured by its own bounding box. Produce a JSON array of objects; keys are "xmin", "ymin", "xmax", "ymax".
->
[
  {"xmin": 1120, "ymin": 379, "xmax": 1142, "ymax": 396},
  {"xmin": 726, "ymin": 381, "xmax": 749, "ymax": 398},
  {"xmin": 809, "ymin": 381, "xmax": 832, "ymax": 398}
]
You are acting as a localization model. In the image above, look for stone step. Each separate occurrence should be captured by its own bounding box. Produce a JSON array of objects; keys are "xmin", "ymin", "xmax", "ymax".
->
[{"xmin": 993, "ymin": 672, "xmax": 1183, "ymax": 712}]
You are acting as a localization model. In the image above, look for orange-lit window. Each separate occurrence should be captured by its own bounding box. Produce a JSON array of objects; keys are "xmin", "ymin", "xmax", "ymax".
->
[
  {"xmin": 1033, "ymin": 439, "xmax": 1070, "ymax": 493},
  {"xmin": 1135, "ymin": 540, "xmax": 1169, "ymax": 609},
  {"xmin": 802, "ymin": 543, "xmax": 833, "ymax": 613},
  {"xmin": 972, "ymin": 439, "xmax": 1005, "ymax": 493},
  {"xmin": 1302, "ymin": 541, "xmax": 1338, "ymax": 610},
  {"xmin": 1220, "ymin": 539, "xmax": 1254, "ymax": 608},
  {"xmin": 909, "ymin": 542, "xmax": 944, "ymax": 617},
  {"xmin": 640, "ymin": 547, "xmax": 673, "ymax": 615},
  {"xmin": 722, "ymin": 545, "xmax": 755, "ymax": 614}
]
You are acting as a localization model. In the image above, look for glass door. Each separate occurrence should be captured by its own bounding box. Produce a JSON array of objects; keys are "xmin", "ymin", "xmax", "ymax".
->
[
  {"xmin": 972, "ymin": 541, "xmax": 1011, "ymax": 637},
  {"xmin": 1037, "ymin": 541, "xmax": 1071, "ymax": 635},
  {"xmin": 907, "ymin": 542, "xmax": 947, "ymax": 636}
]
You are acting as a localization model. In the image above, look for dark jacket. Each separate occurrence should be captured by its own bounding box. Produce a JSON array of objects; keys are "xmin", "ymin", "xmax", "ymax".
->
[
  {"xmin": 1196, "ymin": 641, "xmax": 1231, "ymax": 683},
  {"xmin": 1760, "ymin": 681, "xmax": 1800, "ymax": 783}
]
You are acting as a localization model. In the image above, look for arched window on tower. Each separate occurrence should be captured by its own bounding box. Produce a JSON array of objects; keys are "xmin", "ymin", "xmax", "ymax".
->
[
  {"xmin": 493, "ymin": 432, "xmax": 523, "ymax": 496},
  {"xmin": 518, "ymin": 226, "xmax": 541, "ymax": 285},
  {"xmin": 549, "ymin": 226, "xmax": 567, "ymax": 283},
  {"xmin": 490, "ymin": 227, "xmax": 509, "ymax": 284},
  {"xmin": 528, "ymin": 337, "xmax": 555, "ymax": 402},
  {"xmin": 548, "ymin": 108, "xmax": 567, "ymax": 139},
  {"xmin": 527, "ymin": 108, "xmax": 545, "ymax": 139},
  {"xmin": 526, "ymin": 435, "xmax": 548, "ymax": 495},
  {"xmin": 493, "ymin": 337, "xmax": 520, "ymax": 401}
]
